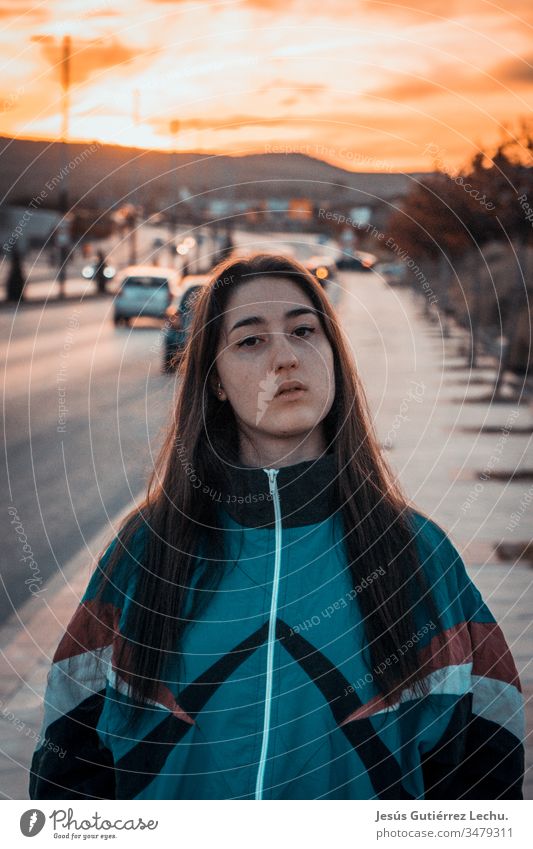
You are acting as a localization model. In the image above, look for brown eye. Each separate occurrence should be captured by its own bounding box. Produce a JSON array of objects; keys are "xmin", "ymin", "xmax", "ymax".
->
[{"xmin": 237, "ymin": 336, "xmax": 261, "ymax": 347}]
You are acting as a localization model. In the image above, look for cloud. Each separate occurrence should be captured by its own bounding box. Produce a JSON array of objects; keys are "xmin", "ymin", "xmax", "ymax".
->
[
  {"xmin": 359, "ymin": 0, "xmax": 457, "ymax": 20},
  {"xmin": 151, "ymin": 113, "xmax": 294, "ymax": 134},
  {"xmin": 240, "ymin": 0, "xmax": 298, "ymax": 7},
  {"xmin": 266, "ymin": 80, "xmax": 327, "ymax": 94},
  {"xmin": 372, "ymin": 55, "xmax": 533, "ymax": 103},
  {"xmin": 359, "ymin": 0, "xmax": 533, "ymax": 24},
  {"xmin": 373, "ymin": 65, "xmax": 488, "ymax": 103},
  {"xmin": 273, "ymin": 83, "xmax": 328, "ymax": 108},
  {"xmin": 374, "ymin": 77, "xmax": 446, "ymax": 102},
  {"xmin": 0, "ymin": 3, "xmax": 47, "ymax": 20},
  {"xmin": 147, "ymin": 0, "xmax": 241, "ymax": 5},
  {"xmin": 31, "ymin": 36, "xmax": 151, "ymax": 87},
  {"xmin": 240, "ymin": 0, "xmax": 427, "ymax": 13},
  {"xmin": 82, "ymin": 8, "xmax": 121, "ymax": 18},
  {"xmin": 491, "ymin": 55, "xmax": 533, "ymax": 86},
  {"xmin": 149, "ymin": 106, "xmax": 441, "ymax": 135}
]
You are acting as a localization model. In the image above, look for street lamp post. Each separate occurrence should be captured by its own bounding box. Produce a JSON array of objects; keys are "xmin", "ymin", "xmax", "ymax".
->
[
  {"xmin": 57, "ymin": 33, "xmax": 71, "ymax": 299},
  {"xmin": 170, "ymin": 120, "xmax": 180, "ymax": 265},
  {"xmin": 128, "ymin": 89, "xmax": 141, "ymax": 266}
]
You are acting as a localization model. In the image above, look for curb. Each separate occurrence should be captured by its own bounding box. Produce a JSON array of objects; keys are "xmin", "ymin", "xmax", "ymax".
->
[
  {"xmin": 0, "ymin": 291, "xmax": 116, "ymax": 310},
  {"xmin": 0, "ymin": 494, "xmax": 145, "ymax": 703}
]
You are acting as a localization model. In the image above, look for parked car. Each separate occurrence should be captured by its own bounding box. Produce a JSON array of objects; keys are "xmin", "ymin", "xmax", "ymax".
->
[
  {"xmin": 304, "ymin": 255, "xmax": 338, "ymax": 290},
  {"xmin": 336, "ymin": 250, "xmax": 377, "ymax": 271},
  {"xmin": 162, "ymin": 279, "xmax": 208, "ymax": 372},
  {"xmin": 374, "ymin": 262, "xmax": 407, "ymax": 286},
  {"xmin": 113, "ymin": 265, "xmax": 182, "ymax": 326}
]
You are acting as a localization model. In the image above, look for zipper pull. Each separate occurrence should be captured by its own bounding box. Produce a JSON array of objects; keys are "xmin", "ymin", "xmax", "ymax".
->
[{"xmin": 264, "ymin": 468, "xmax": 279, "ymax": 495}]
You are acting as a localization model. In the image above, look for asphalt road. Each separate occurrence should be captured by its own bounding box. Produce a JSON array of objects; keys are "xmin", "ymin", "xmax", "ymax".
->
[
  {"xmin": 1, "ymin": 228, "xmax": 340, "ymax": 622},
  {"xmin": 1, "ymin": 295, "xmax": 178, "ymax": 621}
]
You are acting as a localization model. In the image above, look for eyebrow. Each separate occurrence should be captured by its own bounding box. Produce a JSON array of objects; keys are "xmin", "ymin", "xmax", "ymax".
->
[{"xmin": 229, "ymin": 307, "xmax": 318, "ymax": 335}]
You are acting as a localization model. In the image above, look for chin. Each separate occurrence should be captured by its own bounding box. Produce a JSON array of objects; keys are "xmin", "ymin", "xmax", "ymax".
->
[{"xmin": 265, "ymin": 413, "xmax": 321, "ymax": 437}]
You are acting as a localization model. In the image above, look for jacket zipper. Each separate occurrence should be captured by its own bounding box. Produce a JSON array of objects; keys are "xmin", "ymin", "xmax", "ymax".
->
[{"xmin": 254, "ymin": 467, "xmax": 282, "ymax": 800}]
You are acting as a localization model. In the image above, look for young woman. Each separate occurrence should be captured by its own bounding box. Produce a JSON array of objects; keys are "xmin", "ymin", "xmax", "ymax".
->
[{"xmin": 30, "ymin": 253, "xmax": 525, "ymax": 800}]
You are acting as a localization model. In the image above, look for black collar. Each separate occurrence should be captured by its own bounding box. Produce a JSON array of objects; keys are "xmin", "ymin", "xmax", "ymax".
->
[{"xmin": 213, "ymin": 452, "xmax": 339, "ymax": 528}]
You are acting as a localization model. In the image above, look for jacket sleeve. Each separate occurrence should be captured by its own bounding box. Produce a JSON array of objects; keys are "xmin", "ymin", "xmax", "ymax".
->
[
  {"xmin": 29, "ymin": 537, "xmax": 126, "ymax": 800},
  {"xmin": 420, "ymin": 526, "xmax": 525, "ymax": 800}
]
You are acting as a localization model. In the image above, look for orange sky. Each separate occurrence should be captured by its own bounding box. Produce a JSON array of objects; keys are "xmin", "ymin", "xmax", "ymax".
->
[{"xmin": 0, "ymin": 0, "xmax": 532, "ymax": 172}]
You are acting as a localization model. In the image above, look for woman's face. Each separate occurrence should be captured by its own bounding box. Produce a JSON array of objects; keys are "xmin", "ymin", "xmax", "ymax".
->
[{"xmin": 214, "ymin": 276, "xmax": 336, "ymax": 460}]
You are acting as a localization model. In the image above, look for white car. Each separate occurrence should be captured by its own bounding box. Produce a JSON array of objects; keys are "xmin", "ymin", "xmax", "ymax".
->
[{"xmin": 113, "ymin": 265, "xmax": 182, "ymax": 326}]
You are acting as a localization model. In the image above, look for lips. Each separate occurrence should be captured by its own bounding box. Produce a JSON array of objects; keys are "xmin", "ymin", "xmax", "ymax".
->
[{"xmin": 275, "ymin": 381, "xmax": 307, "ymax": 397}]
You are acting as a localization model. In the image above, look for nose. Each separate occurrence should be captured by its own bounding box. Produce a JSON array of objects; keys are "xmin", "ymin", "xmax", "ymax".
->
[{"xmin": 270, "ymin": 331, "xmax": 299, "ymax": 372}]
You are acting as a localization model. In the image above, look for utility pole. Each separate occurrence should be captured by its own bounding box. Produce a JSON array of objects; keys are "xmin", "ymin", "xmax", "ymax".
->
[
  {"xmin": 57, "ymin": 33, "xmax": 71, "ymax": 298},
  {"xmin": 128, "ymin": 88, "xmax": 140, "ymax": 265},
  {"xmin": 170, "ymin": 120, "xmax": 180, "ymax": 265}
]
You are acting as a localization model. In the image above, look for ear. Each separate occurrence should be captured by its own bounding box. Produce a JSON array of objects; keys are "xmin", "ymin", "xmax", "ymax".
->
[{"xmin": 210, "ymin": 373, "xmax": 227, "ymax": 401}]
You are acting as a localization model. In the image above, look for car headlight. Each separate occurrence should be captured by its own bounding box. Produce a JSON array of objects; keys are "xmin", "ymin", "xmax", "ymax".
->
[
  {"xmin": 82, "ymin": 266, "xmax": 93, "ymax": 279},
  {"xmin": 104, "ymin": 266, "xmax": 115, "ymax": 278},
  {"xmin": 165, "ymin": 305, "xmax": 181, "ymax": 329},
  {"xmin": 165, "ymin": 310, "xmax": 182, "ymax": 329}
]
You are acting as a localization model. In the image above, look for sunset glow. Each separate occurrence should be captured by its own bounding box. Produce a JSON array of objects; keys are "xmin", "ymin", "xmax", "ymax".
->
[{"xmin": 1, "ymin": 0, "xmax": 532, "ymax": 171}]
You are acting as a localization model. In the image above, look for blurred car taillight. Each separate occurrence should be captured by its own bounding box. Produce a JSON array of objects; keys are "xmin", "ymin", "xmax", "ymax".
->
[{"xmin": 165, "ymin": 309, "xmax": 181, "ymax": 329}]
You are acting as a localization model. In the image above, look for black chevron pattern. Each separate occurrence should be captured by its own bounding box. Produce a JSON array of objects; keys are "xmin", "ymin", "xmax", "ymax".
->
[{"xmin": 112, "ymin": 618, "xmax": 414, "ymax": 799}]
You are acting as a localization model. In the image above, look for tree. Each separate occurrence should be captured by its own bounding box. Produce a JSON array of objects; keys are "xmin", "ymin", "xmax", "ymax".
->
[
  {"xmin": 465, "ymin": 121, "xmax": 533, "ymax": 391},
  {"xmin": 387, "ymin": 116, "xmax": 533, "ymax": 384}
]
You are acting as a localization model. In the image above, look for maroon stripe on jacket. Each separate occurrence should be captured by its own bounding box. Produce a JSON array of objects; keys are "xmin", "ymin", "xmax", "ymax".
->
[
  {"xmin": 53, "ymin": 600, "xmax": 120, "ymax": 663},
  {"xmin": 53, "ymin": 603, "xmax": 195, "ymax": 727},
  {"xmin": 340, "ymin": 619, "xmax": 521, "ymax": 725},
  {"xmin": 467, "ymin": 621, "xmax": 522, "ymax": 690}
]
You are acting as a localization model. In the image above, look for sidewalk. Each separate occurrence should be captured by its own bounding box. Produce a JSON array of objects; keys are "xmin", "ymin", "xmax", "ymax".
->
[
  {"xmin": 0, "ymin": 499, "xmax": 145, "ymax": 799},
  {"xmin": 0, "ymin": 268, "xmax": 212, "ymax": 309},
  {"xmin": 1, "ymin": 276, "xmax": 532, "ymax": 799},
  {"xmin": 345, "ymin": 277, "xmax": 533, "ymax": 799},
  {"xmin": 1, "ymin": 224, "xmax": 217, "ymax": 308},
  {"xmin": 0, "ymin": 275, "xmax": 114, "ymax": 307}
]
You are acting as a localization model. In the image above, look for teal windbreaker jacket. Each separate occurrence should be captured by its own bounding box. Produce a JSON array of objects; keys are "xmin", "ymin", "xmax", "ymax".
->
[{"xmin": 29, "ymin": 453, "xmax": 525, "ymax": 799}]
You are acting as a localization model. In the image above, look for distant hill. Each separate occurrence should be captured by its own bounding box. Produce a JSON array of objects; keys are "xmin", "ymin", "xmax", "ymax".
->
[{"xmin": 0, "ymin": 136, "xmax": 424, "ymax": 210}]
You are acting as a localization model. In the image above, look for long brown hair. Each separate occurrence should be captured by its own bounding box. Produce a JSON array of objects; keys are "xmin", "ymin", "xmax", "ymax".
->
[{"xmin": 96, "ymin": 253, "xmax": 442, "ymax": 713}]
